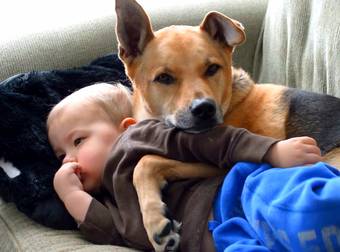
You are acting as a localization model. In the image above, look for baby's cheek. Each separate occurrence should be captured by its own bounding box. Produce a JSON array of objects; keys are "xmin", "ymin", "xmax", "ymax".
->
[
  {"xmin": 84, "ymin": 144, "xmax": 108, "ymax": 168},
  {"xmin": 78, "ymin": 148, "xmax": 98, "ymax": 168}
]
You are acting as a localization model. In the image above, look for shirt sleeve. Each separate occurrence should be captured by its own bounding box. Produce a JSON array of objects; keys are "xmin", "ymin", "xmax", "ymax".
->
[
  {"xmin": 120, "ymin": 120, "xmax": 279, "ymax": 169},
  {"xmin": 177, "ymin": 125, "xmax": 279, "ymax": 168},
  {"xmin": 78, "ymin": 198, "xmax": 124, "ymax": 246}
]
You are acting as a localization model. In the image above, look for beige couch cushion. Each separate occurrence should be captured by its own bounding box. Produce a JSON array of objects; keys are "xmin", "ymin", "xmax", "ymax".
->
[{"xmin": 0, "ymin": 198, "xmax": 138, "ymax": 252}]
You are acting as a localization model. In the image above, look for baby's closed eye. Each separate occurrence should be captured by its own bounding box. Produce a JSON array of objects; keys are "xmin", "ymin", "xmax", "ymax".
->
[{"xmin": 73, "ymin": 137, "xmax": 85, "ymax": 147}]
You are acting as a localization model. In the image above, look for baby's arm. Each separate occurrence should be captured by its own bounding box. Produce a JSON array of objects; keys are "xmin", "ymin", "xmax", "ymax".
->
[
  {"xmin": 264, "ymin": 136, "xmax": 322, "ymax": 167},
  {"xmin": 122, "ymin": 121, "xmax": 322, "ymax": 169},
  {"xmin": 53, "ymin": 162, "xmax": 92, "ymax": 223},
  {"xmin": 54, "ymin": 162, "xmax": 123, "ymax": 245}
]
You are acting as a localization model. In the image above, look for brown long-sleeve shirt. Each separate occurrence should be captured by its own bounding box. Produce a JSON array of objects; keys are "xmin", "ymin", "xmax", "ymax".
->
[{"xmin": 79, "ymin": 119, "xmax": 278, "ymax": 251}]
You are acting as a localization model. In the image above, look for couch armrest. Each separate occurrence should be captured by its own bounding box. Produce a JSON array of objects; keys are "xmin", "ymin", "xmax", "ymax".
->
[{"xmin": 0, "ymin": 0, "xmax": 268, "ymax": 82}]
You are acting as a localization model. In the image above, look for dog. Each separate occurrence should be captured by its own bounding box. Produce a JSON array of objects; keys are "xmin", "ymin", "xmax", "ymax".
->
[{"xmin": 115, "ymin": 0, "xmax": 340, "ymax": 251}]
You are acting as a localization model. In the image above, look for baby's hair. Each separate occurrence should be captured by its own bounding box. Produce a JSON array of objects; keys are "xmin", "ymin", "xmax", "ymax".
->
[{"xmin": 47, "ymin": 83, "xmax": 132, "ymax": 129}]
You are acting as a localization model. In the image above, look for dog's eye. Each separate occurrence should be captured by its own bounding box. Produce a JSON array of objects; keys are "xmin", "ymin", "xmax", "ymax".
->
[
  {"xmin": 205, "ymin": 64, "xmax": 221, "ymax": 77},
  {"xmin": 154, "ymin": 73, "xmax": 175, "ymax": 85}
]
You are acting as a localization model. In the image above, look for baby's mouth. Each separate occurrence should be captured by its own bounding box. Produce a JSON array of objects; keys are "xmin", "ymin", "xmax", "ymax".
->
[
  {"xmin": 78, "ymin": 173, "xmax": 84, "ymax": 183},
  {"xmin": 74, "ymin": 167, "xmax": 83, "ymax": 182}
]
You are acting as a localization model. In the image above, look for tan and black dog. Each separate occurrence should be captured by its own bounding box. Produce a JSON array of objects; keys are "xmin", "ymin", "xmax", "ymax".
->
[{"xmin": 115, "ymin": 0, "xmax": 340, "ymax": 251}]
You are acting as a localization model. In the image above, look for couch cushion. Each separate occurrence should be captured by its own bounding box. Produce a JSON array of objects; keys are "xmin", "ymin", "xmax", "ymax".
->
[
  {"xmin": 0, "ymin": 198, "xmax": 138, "ymax": 252},
  {"xmin": 253, "ymin": 0, "xmax": 340, "ymax": 97}
]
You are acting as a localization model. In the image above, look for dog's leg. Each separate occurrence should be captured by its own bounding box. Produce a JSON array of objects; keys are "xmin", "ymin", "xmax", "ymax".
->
[{"xmin": 133, "ymin": 155, "xmax": 223, "ymax": 252}]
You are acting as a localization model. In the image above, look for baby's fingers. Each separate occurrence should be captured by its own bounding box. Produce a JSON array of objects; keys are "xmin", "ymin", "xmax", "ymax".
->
[
  {"xmin": 302, "ymin": 153, "xmax": 322, "ymax": 165},
  {"xmin": 61, "ymin": 162, "xmax": 78, "ymax": 170},
  {"xmin": 299, "ymin": 136, "xmax": 318, "ymax": 146},
  {"xmin": 304, "ymin": 144, "xmax": 321, "ymax": 156},
  {"xmin": 55, "ymin": 162, "xmax": 81, "ymax": 182}
]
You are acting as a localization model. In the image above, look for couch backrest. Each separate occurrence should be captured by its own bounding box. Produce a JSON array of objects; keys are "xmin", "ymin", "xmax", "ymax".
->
[{"xmin": 0, "ymin": 0, "xmax": 268, "ymax": 82}]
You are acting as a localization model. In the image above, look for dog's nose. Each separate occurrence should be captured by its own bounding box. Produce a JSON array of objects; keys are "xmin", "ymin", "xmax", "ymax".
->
[{"xmin": 190, "ymin": 98, "xmax": 216, "ymax": 120}]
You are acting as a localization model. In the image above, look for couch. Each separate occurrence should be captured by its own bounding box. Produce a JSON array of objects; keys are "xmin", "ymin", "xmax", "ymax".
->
[{"xmin": 1, "ymin": 0, "xmax": 339, "ymax": 251}]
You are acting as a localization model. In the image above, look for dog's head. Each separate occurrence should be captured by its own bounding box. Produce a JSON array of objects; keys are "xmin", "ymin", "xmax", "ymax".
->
[{"xmin": 115, "ymin": 0, "xmax": 245, "ymax": 132}]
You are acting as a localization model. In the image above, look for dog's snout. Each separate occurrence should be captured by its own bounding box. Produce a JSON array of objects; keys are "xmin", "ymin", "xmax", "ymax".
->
[{"xmin": 190, "ymin": 98, "xmax": 216, "ymax": 120}]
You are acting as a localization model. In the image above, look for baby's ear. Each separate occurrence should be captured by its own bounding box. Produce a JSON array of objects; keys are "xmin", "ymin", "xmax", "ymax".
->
[{"xmin": 120, "ymin": 117, "xmax": 137, "ymax": 130}]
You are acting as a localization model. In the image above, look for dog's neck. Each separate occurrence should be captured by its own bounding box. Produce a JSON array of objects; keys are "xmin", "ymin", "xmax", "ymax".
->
[
  {"xmin": 227, "ymin": 68, "xmax": 255, "ymax": 114},
  {"xmin": 132, "ymin": 90, "xmax": 158, "ymax": 121}
]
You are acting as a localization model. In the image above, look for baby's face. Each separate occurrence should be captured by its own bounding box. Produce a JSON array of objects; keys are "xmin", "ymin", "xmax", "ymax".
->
[{"xmin": 48, "ymin": 102, "xmax": 122, "ymax": 193}]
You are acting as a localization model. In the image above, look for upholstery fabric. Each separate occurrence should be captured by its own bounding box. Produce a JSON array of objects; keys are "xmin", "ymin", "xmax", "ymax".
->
[
  {"xmin": 0, "ymin": 199, "xmax": 138, "ymax": 252},
  {"xmin": 0, "ymin": 0, "xmax": 268, "ymax": 82},
  {"xmin": 253, "ymin": 0, "xmax": 340, "ymax": 97}
]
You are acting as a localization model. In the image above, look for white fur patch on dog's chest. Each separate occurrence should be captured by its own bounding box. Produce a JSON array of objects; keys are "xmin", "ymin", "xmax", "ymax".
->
[{"xmin": 0, "ymin": 158, "xmax": 21, "ymax": 178}]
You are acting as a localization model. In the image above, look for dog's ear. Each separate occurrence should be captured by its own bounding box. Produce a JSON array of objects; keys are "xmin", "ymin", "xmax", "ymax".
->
[
  {"xmin": 200, "ymin": 12, "xmax": 245, "ymax": 49},
  {"xmin": 115, "ymin": 0, "xmax": 154, "ymax": 63}
]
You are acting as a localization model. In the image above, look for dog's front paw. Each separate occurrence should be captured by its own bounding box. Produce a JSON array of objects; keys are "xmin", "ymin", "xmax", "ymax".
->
[
  {"xmin": 152, "ymin": 219, "xmax": 181, "ymax": 252},
  {"xmin": 141, "ymin": 200, "xmax": 181, "ymax": 251}
]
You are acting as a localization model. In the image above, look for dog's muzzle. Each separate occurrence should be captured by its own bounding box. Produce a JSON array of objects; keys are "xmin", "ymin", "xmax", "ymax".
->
[
  {"xmin": 165, "ymin": 98, "xmax": 223, "ymax": 133},
  {"xmin": 190, "ymin": 98, "xmax": 216, "ymax": 121}
]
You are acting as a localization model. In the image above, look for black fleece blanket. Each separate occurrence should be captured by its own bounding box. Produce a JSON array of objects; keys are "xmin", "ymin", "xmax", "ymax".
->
[{"xmin": 0, "ymin": 54, "xmax": 131, "ymax": 229}]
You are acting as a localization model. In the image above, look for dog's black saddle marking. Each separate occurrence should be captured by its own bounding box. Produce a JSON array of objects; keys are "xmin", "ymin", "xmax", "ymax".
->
[{"xmin": 284, "ymin": 88, "xmax": 340, "ymax": 155}]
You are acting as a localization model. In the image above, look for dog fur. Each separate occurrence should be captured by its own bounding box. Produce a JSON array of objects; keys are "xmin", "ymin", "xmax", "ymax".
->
[{"xmin": 115, "ymin": 0, "xmax": 340, "ymax": 250}]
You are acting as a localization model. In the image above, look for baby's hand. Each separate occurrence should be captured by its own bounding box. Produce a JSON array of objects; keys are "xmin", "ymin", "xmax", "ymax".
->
[
  {"xmin": 53, "ymin": 162, "xmax": 93, "ymax": 223},
  {"xmin": 53, "ymin": 162, "xmax": 84, "ymax": 201},
  {"xmin": 265, "ymin": 136, "xmax": 322, "ymax": 168}
]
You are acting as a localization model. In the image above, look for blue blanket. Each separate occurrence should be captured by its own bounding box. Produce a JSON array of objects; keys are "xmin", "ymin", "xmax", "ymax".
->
[{"xmin": 210, "ymin": 162, "xmax": 340, "ymax": 251}]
